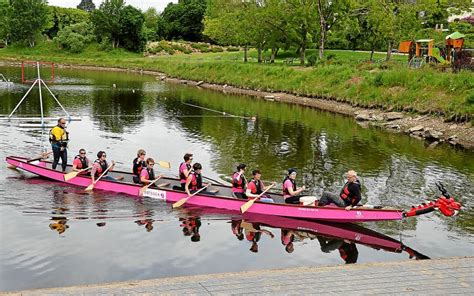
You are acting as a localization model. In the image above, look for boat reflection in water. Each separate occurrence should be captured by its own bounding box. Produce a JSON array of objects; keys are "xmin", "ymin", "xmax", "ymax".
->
[{"xmin": 176, "ymin": 206, "xmax": 430, "ymax": 264}]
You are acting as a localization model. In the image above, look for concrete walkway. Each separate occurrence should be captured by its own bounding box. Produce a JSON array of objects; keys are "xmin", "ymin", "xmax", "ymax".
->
[{"xmin": 2, "ymin": 257, "xmax": 473, "ymax": 295}]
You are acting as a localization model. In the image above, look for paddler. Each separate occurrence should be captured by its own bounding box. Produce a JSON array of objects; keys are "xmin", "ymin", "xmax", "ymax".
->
[
  {"xmin": 140, "ymin": 158, "xmax": 159, "ymax": 185},
  {"xmin": 91, "ymin": 151, "xmax": 123, "ymax": 182},
  {"xmin": 179, "ymin": 153, "xmax": 193, "ymax": 190},
  {"xmin": 49, "ymin": 117, "xmax": 69, "ymax": 172},
  {"xmin": 318, "ymin": 170, "xmax": 361, "ymax": 210},
  {"xmin": 282, "ymin": 168, "xmax": 317, "ymax": 206},
  {"xmin": 72, "ymin": 148, "xmax": 90, "ymax": 175},
  {"xmin": 231, "ymin": 163, "xmax": 247, "ymax": 199},
  {"xmin": 184, "ymin": 162, "xmax": 212, "ymax": 196},
  {"xmin": 245, "ymin": 169, "xmax": 275, "ymax": 203},
  {"xmin": 132, "ymin": 149, "xmax": 147, "ymax": 184}
]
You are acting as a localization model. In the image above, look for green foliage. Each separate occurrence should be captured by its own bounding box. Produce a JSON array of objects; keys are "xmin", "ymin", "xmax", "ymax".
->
[
  {"xmin": 161, "ymin": 0, "xmax": 207, "ymax": 41},
  {"xmin": 77, "ymin": 0, "xmax": 95, "ymax": 12},
  {"xmin": 466, "ymin": 93, "xmax": 474, "ymax": 105},
  {"xmin": 45, "ymin": 6, "xmax": 89, "ymax": 38},
  {"xmin": 54, "ymin": 22, "xmax": 94, "ymax": 53},
  {"xmin": 118, "ymin": 5, "xmax": 146, "ymax": 52},
  {"xmin": 9, "ymin": 0, "xmax": 50, "ymax": 47},
  {"xmin": 306, "ymin": 54, "xmax": 318, "ymax": 66},
  {"xmin": 227, "ymin": 46, "xmax": 239, "ymax": 52},
  {"xmin": 143, "ymin": 8, "xmax": 159, "ymax": 41},
  {"xmin": 0, "ymin": 1, "xmax": 11, "ymax": 44},
  {"xmin": 210, "ymin": 46, "xmax": 223, "ymax": 52}
]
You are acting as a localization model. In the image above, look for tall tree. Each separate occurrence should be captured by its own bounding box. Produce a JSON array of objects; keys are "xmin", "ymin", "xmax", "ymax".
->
[
  {"xmin": 143, "ymin": 7, "xmax": 159, "ymax": 41},
  {"xmin": 8, "ymin": 0, "xmax": 50, "ymax": 47},
  {"xmin": 118, "ymin": 5, "xmax": 145, "ymax": 52},
  {"xmin": 91, "ymin": 0, "xmax": 125, "ymax": 48},
  {"xmin": 77, "ymin": 0, "xmax": 95, "ymax": 12},
  {"xmin": 161, "ymin": 0, "xmax": 206, "ymax": 41},
  {"xmin": 0, "ymin": 0, "xmax": 10, "ymax": 45}
]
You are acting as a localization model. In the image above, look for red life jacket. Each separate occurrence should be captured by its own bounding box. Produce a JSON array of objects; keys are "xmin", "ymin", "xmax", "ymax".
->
[
  {"xmin": 249, "ymin": 180, "xmax": 263, "ymax": 195},
  {"xmin": 189, "ymin": 171, "xmax": 202, "ymax": 191},
  {"xmin": 94, "ymin": 159, "xmax": 108, "ymax": 178},
  {"xmin": 282, "ymin": 177, "xmax": 296, "ymax": 198},
  {"xmin": 232, "ymin": 172, "xmax": 246, "ymax": 191},
  {"xmin": 74, "ymin": 155, "xmax": 88, "ymax": 169},
  {"xmin": 340, "ymin": 180, "xmax": 361, "ymax": 204},
  {"xmin": 179, "ymin": 162, "xmax": 191, "ymax": 183}
]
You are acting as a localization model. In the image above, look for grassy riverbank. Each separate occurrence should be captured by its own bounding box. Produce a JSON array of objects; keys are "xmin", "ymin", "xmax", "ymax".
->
[{"xmin": 1, "ymin": 42, "xmax": 473, "ymax": 121}]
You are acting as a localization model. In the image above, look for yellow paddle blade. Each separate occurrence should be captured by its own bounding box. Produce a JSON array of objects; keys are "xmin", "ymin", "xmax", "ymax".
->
[
  {"xmin": 63, "ymin": 171, "xmax": 79, "ymax": 181},
  {"xmin": 7, "ymin": 164, "xmax": 17, "ymax": 169},
  {"xmin": 158, "ymin": 161, "xmax": 171, "ymax": 169},
  {"xmin": 172, "ymin": 197, "xmax": 189, "ymax": 208},
  {"xmin": 240, "ymin": 198, "xmax": 257, "ymax": 214},
  {"xmin": 240, "ymin": 221, "xmax": 258, "ymax": 232},
  {"xmin": 84, "ymin": 184, "xmax": 94, "ymax": 191},
  {"xmin": 139, "ymin": 186, "xmax": 148, "ymax": 196}
]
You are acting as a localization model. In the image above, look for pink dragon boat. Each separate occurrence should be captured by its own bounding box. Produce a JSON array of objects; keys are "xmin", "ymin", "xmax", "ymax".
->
[{"xmin": 5, "ymin": 156, "xmax": 461, "ymax": 223}]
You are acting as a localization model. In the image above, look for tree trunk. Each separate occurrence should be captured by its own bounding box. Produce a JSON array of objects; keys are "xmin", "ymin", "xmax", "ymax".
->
[
  {"xmin": 257, "ymin": 46, "xmax": 262, "ymax": 63},
  {"xmin": 244, "ymin": 45, "xmax": 248, "ymax": 62},
  {"xmin": 317, "ymin": 0, "xmax": 326, "ymax": 60},
  {"xmin": 270, "ymin": 47, "xmax": 278, "ymax": 63},
  {"xmin": 300, "ymin": 43, "xmax": 306, "ymax": 65},
  {"xmin": 370, "ymin": 39, "xmax": 376, "ymax": 62},
  {"xmin": 386, "ymin": 41, "xmax": 393, "ymax": 61},
  {"xmin": 300, "ymin": 25, "xmax": 307, "ymax": 65}
]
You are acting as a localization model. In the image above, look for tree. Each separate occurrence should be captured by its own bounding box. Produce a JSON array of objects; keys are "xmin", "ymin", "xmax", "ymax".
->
[
  {"xmin": 8, "ymin": 0, "xmax": 50, "ymax": 47},
  {"xmin": 91, "ymin": 0, "xmax": 125, "ymax": 48},
  {"xmin": 118, "ymin": 5, "xmax": 145, "ymax": 52},
  {"xmin": 0, "ymin": 0, "xmax": 10, "ymax": 45},
  {"xmin": 54, "ymin": 22, "xmax": 94, "ymax": 53},
  {"xmin": 46, "ymin": 6, "xmax": 90, "ymax": 38},
  {"xmin": 77, "ymin": 0, "xmax": 95, "ymax": 12},
  {"xmin": 161, "ymin": 0, "xmax": 207, "ymax": 41},
  {"xmin": 143, "ymin": 8, "xmax": 159, "ymax": 41}
]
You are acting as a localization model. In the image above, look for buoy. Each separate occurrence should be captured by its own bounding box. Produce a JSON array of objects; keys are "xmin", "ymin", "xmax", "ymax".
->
[
  {"xmin": 113, "ymin": 83, "xmax": 116, "ymax": 88},
  {"xmin": 251, "ymin": 116, "xmax": 257, "ymax": 121}
]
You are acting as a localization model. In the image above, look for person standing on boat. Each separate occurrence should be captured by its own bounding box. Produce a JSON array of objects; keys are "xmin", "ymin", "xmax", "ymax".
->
[
  {"xmin": 132, "ymin": 149, "xmax": 147, "ymax": 184},
  {"xmin": 140, "ymin": 158, "xmax": 158, "ymax": 185},
  {"xmin": 49, "ymin": 118, "xmax": 69, "ymax": 172},
  {"xmin": 179, "ymin": 153, "xmax": 193, "ymax": 190},
  {"xmin": 72, "ymin": 148, "xmax": 90, "ymax": 175},
  {"xmin": 91, "ymin": 151, "xmax": 123, "ymax": 182},
  {"xmin": 283, "ymin": 169, "xmax": 317, "ymax": 206},
  {"xmin": 318, "ymin": 170, "xmax": 361, "ymax": 210},
  {"xmin": 232, "ymin": 163, "xmax": 247, "ymax": 199},
  {"xmin": 245, "ymin": 170, "xmax": 275, "ymax": 203}
]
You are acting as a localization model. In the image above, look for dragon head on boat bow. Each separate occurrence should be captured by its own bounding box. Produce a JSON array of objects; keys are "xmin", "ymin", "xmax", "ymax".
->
[{"xmin": 404, "ymin": 182, "xmax": 462, "ymax": 218}]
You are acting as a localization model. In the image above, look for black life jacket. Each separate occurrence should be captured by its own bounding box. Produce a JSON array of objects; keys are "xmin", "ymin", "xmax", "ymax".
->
[
  {"xmin": 340, "ymin": 180, "xmax": 361, "ymax": 204},
  {"xmin": 179, "ymin": 162, "xmax": 191, "ymax": 182},
  {"xmin": 282, "ymin": 176, "xmax": 296, "ymax": 196},
  {"xmin": 250, "ymin": 179, "xmax": 263, "ymax": 195},
  {"xmin": 94, "ymin": 159, "xmax": 108, "ymax": 178},
  {"xmin": 74, "ymin": 155, "xmax": 88, "ymax": 169},
  {"xmin": 146, "ymin": 168, "xmax": 155, "ymax": 181},
  {"xmin": 189, "ymin": 171, "xmax": 203, "ymax": 191},
  {"xmin": 133, "ymin": 157, "xmax": 146, "ymax": 177},
  {"xmin": 232, "ymin": 172, "xmax": 246, "ymax": 190}
]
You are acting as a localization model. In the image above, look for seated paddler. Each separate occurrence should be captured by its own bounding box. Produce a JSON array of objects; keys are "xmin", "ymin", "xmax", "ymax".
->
[
  {"xmin": 140, "ymin": 158, "xmax": 157, "ymax": 186},
  {"xmin": 72, "ymin": 148, "xmax": 90, "ymax": 175},
  {"xmin": 283, "ymin": 168, "xmax": 317, "ymax": 206},
  {"xmin": 245, "ymin": 169, "xmax": 275, "ymax": 203},
  {"xmin": 318, "ymin": 170, "xmax": 361, "ymax": 210},
  {"xmin": 184, "ymin": 163, "xmax": 214, "ymax": 197}
]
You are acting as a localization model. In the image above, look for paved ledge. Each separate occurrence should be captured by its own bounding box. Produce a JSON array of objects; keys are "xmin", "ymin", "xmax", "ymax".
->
[{"xmin": 2, "ymin": 257, "xmax": 473, "ymax": 295}]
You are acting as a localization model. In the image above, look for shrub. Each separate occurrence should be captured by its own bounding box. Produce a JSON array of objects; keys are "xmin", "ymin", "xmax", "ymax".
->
[
  {"xmin": 53, "ymin": 22, "xmax": 94, "ymax": 53},
  {"xmin": 307, "ymin": 54, "xmax": 318, "ymax": 66},
  {"xmin": 466, "ymin": 93, "xmax": 474, "ymax": 105},
  {"xmin": 227, "ymin": 46, "xmax": 240, "ymax": 52},
  {"xmin": 210, "ymin": 46, "xmax": 224, "ymax": 52}
]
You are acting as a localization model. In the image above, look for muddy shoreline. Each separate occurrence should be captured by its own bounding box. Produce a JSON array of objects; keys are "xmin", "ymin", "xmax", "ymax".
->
[{"xmin": 4, "ymin": 61, "xmax": 473, "ymax": 149}]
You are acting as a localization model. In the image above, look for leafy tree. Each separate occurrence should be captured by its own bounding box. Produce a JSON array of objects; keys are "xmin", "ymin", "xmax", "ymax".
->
[
  {"xmin": 161, "ymin": 0, "xmax": 206, "ymax": 41},
  {"xmin": 143, "ymin": 7, "xmax": 159, "ymax": 41},
  {"xmin": 0, "ymin": 0, "xmax": 11, "ymax": 45},
  {"xmin": 91, "ymin": 0, "xmax": 125, "ymax": 48},
  {"xmin": 54, "ymin": 22, "xmax": 94, "ymax": 53},
  {"xmin": 46, "ymin": 6, "xmax": 89, "ymax": 38},
  {"xmin": 77, "ymin": 0, "xmax": 95, "ymax": 12},
  {"xmin": 118, "ymin": 5, "xmax": 145, "ymax": 52},
  {"xmin": 8, "ymin": 0, "xmax": 50, "ymax": 47}
]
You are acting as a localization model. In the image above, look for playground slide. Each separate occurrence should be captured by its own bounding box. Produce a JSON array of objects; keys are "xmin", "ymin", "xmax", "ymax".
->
[{"xmin": 431, "ymin": 48, "xmax": 445, "ymax": 63}]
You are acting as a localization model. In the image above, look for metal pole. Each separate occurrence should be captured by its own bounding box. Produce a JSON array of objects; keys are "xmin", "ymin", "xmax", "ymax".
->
[
  {"xmin": 8, "ymin": 79, "xmax": 38, "ymax": 118},
  {"xmin": 41, "ymin": 80, "xmax": 70, "ymax": 119},
  {"xmin": 37, "ymin": 62, "xmax": 45, "ymax": 127}
]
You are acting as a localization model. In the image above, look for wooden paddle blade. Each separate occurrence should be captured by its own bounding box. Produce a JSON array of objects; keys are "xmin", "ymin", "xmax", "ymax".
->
[
  {"xmin": 158, "ymin": 161, "xmax": 171, "ymax": 169},
  {"xmin": 7, "ymin": 164, "xmax": 17, "ymax": 169},
  {"xmin": 84, "ymin": 184, "xmax": 94, "ymax": 191},
  {"xmin": 172, "ymin": 197, "xmax": 189, "ymax": 208},
  {"xmin": 240, "ymin": 198, "xmax": 257, "ymax": 214},
  {"xmin": 63, "ymin": 171, "xmax": 79, "ymax": 181},
  {"xmin": 139, "ymin": 186, "xmax": 148, "ymax": 196},
  {"xmin": 240, "ymin": 221, "xmax": 258, "ymax": 232}
]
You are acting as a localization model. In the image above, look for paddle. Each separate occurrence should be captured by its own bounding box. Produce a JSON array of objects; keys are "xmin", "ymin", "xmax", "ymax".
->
[
  {"xmin": 8, "ymin": 151, "xmax": 53, "ymax": 169},
  {"xmin": 157, "ymin": 161, "xmax": 171, "ymax": 169},
  {"xmin": 240, "ymin": 183, "xmax": 275, "ymax": 214},
  {"xmin": 172, "ymin": 184, "xmax": 210, "ymax": 209},
  {"xmin": 85, "ymin": 163, "xmax": 114, "ymax": 191},
  {"xmin": 63, "ymin": 166, "xmax": 91, "ymax": 181},
  {"xmin": 202, "ymin": 175, "xmax": 229, "ymax": 186},
  {"xmin": 139, "ymin": 175, "xmax": 163, "ymax": 196}
]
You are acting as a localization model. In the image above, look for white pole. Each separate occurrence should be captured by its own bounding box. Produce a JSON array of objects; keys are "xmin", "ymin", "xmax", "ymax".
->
[
  {"xmin": 37, "ymin": 62, "xmax": 45, "ymax": 128},
  {"xmin": 8, "ymin": 79, "xmax": 39, "ymax": 118},
  {"xmin": 41, "ymin": 80, "xmax": 70, "ymax": 119}
]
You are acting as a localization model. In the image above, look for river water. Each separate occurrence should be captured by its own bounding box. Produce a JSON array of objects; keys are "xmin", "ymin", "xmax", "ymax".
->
[{"xmin": 0, "ymin": 65, "xmax": 473, "ymax": 291}]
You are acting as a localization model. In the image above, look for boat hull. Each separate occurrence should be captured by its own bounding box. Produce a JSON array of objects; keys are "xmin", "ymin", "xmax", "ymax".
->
[{"xmin": 6, "ymin": 156, "xmax": 404, "ymax": 222}]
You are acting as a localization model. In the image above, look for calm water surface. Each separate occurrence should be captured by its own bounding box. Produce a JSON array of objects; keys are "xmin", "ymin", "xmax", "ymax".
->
[{"xmin": 0, "ymin": 66, "xmax": 473, "ymax": 291}]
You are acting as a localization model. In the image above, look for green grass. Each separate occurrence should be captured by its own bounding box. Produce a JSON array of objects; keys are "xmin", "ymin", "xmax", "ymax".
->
[{"xmin": 1, "ymin": 41, "xmax": 473, "ymax": 121}]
